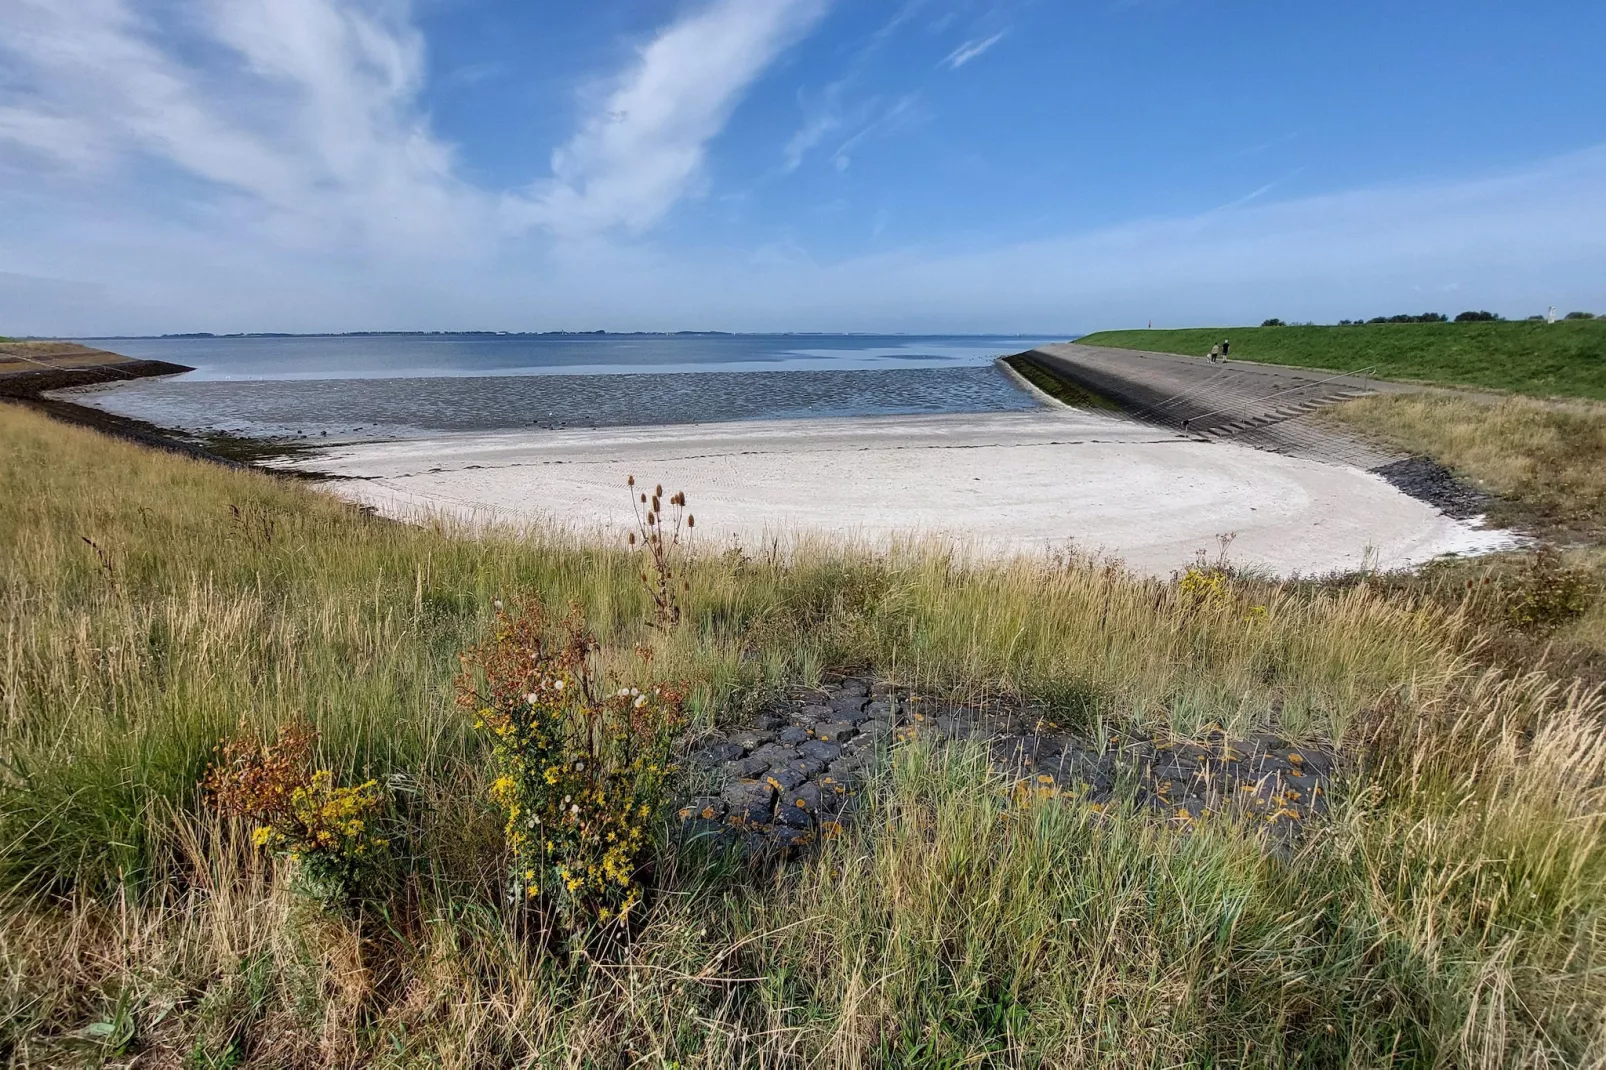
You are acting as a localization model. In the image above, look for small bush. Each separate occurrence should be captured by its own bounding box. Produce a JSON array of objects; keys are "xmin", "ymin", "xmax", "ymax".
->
[
  {"xmin": 457, "ymin": 601, "xmax": 686, "ymax": 924},
  {"xmin": 1260, "ymin": 318, "xmax": 1285, "ymax": 327},
  {"xmin": 1176, "ymin": 564, "xmax": 1229, "ymax": 605},
  {"xmin": 1455, "ymin": 310, "xmax": 1500, "ymax": 322},
  {"xmin": 1504, "ymin": 548, "xmax": 1596, "ymax": 634},
  {"xmin": 1564, "ymin": 311, "xmax": 1596, "ymax": 320},
  {"xmin": 203, "ymin": 723, "xmax": 390, "ymax": 906}
]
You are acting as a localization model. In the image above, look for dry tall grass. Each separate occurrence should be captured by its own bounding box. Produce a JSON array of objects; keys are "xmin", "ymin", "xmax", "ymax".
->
[
  {"xmin": 2, "ymin": 404, "xmax": 1604, "ymax": 1066},
  {"xmin": 1328, "ymin": 392, "xmax": 1606, "ymax": 537}
]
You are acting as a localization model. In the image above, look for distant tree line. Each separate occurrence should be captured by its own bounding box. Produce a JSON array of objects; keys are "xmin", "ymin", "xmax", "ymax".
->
[{"xmin": 1256, "ymin": 310, "xmax": 1600, "ymax": 328}]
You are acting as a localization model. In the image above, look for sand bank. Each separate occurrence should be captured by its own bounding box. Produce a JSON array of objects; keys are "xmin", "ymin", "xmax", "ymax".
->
[{"xmin": 285, "ymin": 409, "xmax": 1512, "ymax": 576}]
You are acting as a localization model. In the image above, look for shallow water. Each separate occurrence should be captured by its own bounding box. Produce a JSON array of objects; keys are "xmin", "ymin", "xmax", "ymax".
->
[{"xmin": 68, "ymin": 333, "xmax": 1057, "ymax": 440}]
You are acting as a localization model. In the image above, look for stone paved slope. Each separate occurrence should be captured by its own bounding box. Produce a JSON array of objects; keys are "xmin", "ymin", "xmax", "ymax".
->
[
  {"xmin": 679, "ymin": 676, "xmax": 1335, "ymax": 856},
  {"xmin": 1021, "ymin": 343, "xmax": 1405, "ymax": 469}
]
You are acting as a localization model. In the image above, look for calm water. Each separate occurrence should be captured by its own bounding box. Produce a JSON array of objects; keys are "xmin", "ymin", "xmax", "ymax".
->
[{"xmin": 68, "ymin": 333, "xmax": 1064, "ymax": 440}]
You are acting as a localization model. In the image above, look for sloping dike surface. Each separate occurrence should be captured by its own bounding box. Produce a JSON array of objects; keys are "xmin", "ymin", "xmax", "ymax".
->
[
  {"xmin": 678, "ymin": 677, "xmax": 1334, "ymax": 856},
  {"xmin": 1020, "ymin": 343, "xmax": 1404, "ymax": 466}
]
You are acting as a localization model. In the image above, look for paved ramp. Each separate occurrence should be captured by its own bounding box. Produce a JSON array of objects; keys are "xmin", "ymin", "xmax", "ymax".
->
[{"xmin": 1019, "ymin": 343, "xmax": 1406, "ymax": 469}]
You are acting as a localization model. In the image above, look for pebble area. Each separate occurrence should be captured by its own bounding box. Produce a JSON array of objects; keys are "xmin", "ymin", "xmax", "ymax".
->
[{"xmin": 678, "ymin": 676, "xmax": 1335, "ymax": 854}]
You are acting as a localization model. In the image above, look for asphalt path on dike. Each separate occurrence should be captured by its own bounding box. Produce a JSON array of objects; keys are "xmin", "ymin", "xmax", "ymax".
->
[{"xmin": 282, "ymin": 406, "xmax": 1514, "ymax": 577}]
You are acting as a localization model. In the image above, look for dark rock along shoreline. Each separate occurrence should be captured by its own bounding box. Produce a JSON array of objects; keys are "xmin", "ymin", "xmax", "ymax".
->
[{"xmin": 679, "ymin": 676, "xmax": 1335, "ymax": 856}]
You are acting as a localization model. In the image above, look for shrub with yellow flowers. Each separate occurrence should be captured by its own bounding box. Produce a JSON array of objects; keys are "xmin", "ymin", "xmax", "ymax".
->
[
  {"xmin": 203, "ymin": 722, "xmax": 391, "ymax": 906},
  {"xmin": 1177, "ymin": 564, "xmax": 1229, "ymax": 604},
  {"xmin": 457, "ymin": 601, "xmax": 686, "ymax": 924}
]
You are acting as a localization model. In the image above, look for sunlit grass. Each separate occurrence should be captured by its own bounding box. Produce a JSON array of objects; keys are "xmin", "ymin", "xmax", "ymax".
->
[
  {"xmin": 2, "ymin": 404, "xmax": 1604, "ymax": 1065},
  {"xmin": 1079, "ymin": 319, "xmax": 1606, "ymax": 398}
]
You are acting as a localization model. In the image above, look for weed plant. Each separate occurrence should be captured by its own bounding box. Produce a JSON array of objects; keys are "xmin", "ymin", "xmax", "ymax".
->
[
  {"xmin": 203, "ymin": 722, "xmax": 390, "ymax": 907},
  {"xmin": 458, "ymin": 600, "xmax": 684, "ymax": 922}
]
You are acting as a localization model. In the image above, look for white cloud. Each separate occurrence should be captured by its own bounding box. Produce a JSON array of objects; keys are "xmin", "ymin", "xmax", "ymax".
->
[
  {"xmin": 0, "ymin": 0, "xmax": 484, "ymax": 254},
  {"xmin": 942, "ymin": 31, "xmax": 1006, "ymax": 70},
  {"xmin": 510, "ymin": 0, "xmax": 830, "ymax": 237}
]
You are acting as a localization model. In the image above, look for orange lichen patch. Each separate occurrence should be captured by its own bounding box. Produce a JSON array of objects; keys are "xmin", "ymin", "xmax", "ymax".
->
[{"xmin": 819, "ymin": 821, "xmax": 844, "ymax": 840}]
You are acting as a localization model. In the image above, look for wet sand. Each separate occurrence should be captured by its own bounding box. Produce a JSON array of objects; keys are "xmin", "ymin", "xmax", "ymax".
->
[{"xmin": 282, "ymin": 408, "xmax": 1512, "ymax": 576}]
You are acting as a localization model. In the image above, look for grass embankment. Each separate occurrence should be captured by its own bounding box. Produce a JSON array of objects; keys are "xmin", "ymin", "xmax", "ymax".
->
[
  {"xmin": 1327, "ymin": 394, "xmax": 1606, "ymax": 538},
  {"xmin": 1323, "ymin": 392, "xmax": 1606, "ymax": 675},
  {"xmin": 4, "ymin": 404, "xmax": 1606, "ymax": 1064},
  {"xmin": 1078, "ymin": 319, "xmax": 1606, "ymax": 398}
]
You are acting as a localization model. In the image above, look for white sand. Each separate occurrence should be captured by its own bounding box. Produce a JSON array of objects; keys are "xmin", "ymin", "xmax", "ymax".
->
[{"xmin": 285, "ymin": 409, "xmax": 1514, "ymax": 577}]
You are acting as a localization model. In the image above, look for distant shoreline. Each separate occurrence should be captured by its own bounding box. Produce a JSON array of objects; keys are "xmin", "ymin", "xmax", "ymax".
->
[
  {"xmin": 0, "ymin": 342, "xmax": 323, "ymax": 473},
  {"xmin": 61, "ymin": 330, "xmax": 1082, "ymax": 342}
]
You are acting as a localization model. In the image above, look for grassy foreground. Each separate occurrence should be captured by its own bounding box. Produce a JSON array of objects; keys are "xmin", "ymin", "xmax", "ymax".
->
[
  {"xmin": 1078, "ymin": 319, "xmax": 1606, "ymax": 398},
  {"xmin": 3, "ymin": 404, "xmax": 1606, "ymax": 1065}
]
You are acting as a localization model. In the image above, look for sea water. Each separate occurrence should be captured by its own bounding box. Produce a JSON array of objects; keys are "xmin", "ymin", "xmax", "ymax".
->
[{"xmin": 65, "ymin": 333, "xmax": 1064, "ymax": 440}]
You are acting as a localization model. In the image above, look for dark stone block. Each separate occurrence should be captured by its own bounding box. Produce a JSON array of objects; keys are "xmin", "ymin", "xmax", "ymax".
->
[
  {"xmin": 762, "ymin": 765, "xmax": 807, "ymax": 793},
  {"xmin": 748, "ymin": 743, "xmax": 799, "ymax": 767},
  {"xmin": 721, "ymin": 781, "xmax": 774, "ymax": 825},
  {"xmin": 692, "ymin": 741, "xmax": 744, "ymax": 768},
  {"xmin": 725, "ymin": 755, "xmax": 770, "ymax": 780},
  {"xmin": 798, "ymin": 740, "xmax": 842, "ymax": 764},
  {"xmin": 728, "ymin": 729, "xmax": 774, "ymax": 752}
]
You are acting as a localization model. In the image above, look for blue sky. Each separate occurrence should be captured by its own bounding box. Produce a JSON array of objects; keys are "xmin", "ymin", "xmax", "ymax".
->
[{"xmin": 1, "ymin": 0, "xmax": 1603, "ymax": 335}]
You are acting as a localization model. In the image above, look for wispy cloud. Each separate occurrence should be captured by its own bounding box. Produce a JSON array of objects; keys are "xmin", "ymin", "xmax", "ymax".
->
[
  {"xmin": 0, "ymin": 0, "xmax": 480, "ymax": 253},
  {"xmin": 779, "ymin": 1, "xmax": 922, "ymax": 174},
  {"xmin": 830, "ymin": 94, "xmax": 922, "ymax": 171},
  {"xmin": 511, "ymin": 0, "xmax": 830, "ymax": 237},
  {"xmin": 942, "ymin": 30, "xmax": 1006, "ymax": 69},
  {"xmin": 782, "ymin": 86, "xmax": 847, "ymax": 173}
]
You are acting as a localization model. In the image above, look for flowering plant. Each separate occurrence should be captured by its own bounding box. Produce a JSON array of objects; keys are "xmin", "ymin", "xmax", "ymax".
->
[
  {"xmin": 457, "ymin": 601, "xmax": 685, "ymax": 923},
  {"xmin": 203, "ymin": 722, "xmax": 390, "ymax": 905}
]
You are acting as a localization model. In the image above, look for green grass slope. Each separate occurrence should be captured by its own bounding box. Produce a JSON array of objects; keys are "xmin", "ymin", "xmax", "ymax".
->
[{"xmin": 1077, "ymin": 319, "xmax": 1606, "ymax": 399}]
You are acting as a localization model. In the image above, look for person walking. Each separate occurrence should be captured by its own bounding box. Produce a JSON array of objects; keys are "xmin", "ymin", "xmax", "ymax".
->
[
  {"xmin": 1221, "ymin": 339, "xmax": 1231, "ymax": 359},
  {"xmin": 1209, "ymin": 343, "xmax": 1221, "ymax": 363}
]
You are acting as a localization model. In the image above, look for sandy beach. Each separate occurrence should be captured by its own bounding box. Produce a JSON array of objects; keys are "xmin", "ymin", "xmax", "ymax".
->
[{"xmin": 284, "ymin": 408, "xmax": 1511, "ymax": 576}]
